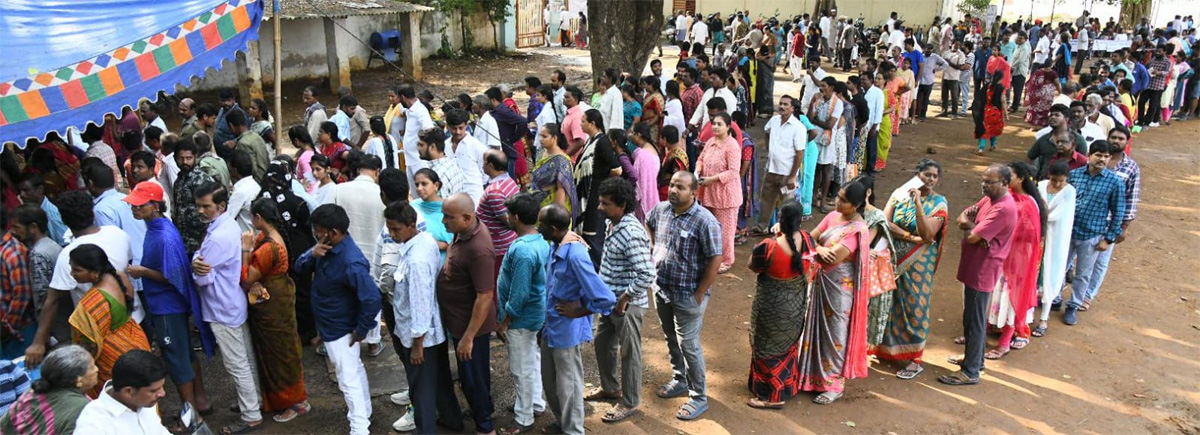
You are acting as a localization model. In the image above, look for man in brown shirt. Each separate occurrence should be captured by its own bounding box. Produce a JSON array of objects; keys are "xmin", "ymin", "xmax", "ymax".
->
[{"xmin": 436, "ymin": 193, "xmax": 497, "ymax": 434}]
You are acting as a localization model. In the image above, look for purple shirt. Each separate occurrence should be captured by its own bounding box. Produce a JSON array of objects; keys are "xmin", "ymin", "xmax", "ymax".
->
[
  {"xmin": 956, "ymin": 194, "xmax": 1017, "ymax": 292},
  {"xmin": 192, "ymin": 212, "xmax": 246, "ymax": 326}
]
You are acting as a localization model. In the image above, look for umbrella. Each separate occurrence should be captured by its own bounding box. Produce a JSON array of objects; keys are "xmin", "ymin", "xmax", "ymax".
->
[{"xmin": 0, "ymin": 0, "xmax": 264, "ymax": 147}]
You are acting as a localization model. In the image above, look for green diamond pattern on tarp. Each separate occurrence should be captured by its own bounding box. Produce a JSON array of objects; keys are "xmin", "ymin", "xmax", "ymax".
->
[
  {"xmin": 81, "ymin": 74, "xmax": 107, "ymax": 102},
  {"xmin": 55, "ymin": 68, "xmax": 75, "ymax": 81},
  {"xmin": 200, "ymin": 11, "xmax": 213, "ymax": 23},
  {"xmin": 217, "ymin": 13, "xmax": 235, "ymax": 39},
  {"xmin": 131, "ymin": 40, "xmax": 148, "ymax": 53},
  {"xmin": 153, "ymin": 46, "xmax": 177, "ymax": 72},
  {"xmin": 0, "ymin": 96, "xmax": 27, "ymax": 123}
]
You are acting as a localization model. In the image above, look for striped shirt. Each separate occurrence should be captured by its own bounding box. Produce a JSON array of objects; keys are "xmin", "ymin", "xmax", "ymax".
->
[
  {"xmin": 0, "ymin": 233, "xmax": 33, "ymax": 337},
  {"xmin": 428, "ymin": 156, "xmax": 466, "ymax": 199},
  {"xmin": 1109, "ymin": 156, "xmax": 1140, "ymax": 222},
  {"xmin": 1068, "ymin": 167, "xmax": 1126, "ymax": 241},
  {"xmin": 478, "ymin": 174, "xmax": 519, "ymax": 256},
  {"xmin": 600, "ymin": 214, "xmax": 655, "ymax": 308}
]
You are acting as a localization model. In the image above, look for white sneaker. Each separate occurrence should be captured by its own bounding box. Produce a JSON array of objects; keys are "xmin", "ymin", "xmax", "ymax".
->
[
  {"xmin": 390, "ymin": 391, "xmax": 411, "ymax": 406},
  {"xmin": 392, "ymin": 410, "xmax": 416, "ymax": 432},
  {"xmin": 1149, "ymin": 122, "xmax": 1160, "ymax": 127}
]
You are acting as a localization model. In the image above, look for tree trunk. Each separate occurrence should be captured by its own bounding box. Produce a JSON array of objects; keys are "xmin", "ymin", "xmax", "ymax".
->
[
  {"xmin": 813, "ymin": 0, "xmax": 838, "ymax": 19},
  {"xmin": 588, "ymin": 0, "xmax": 664, "ymax": 89},
  {"xmin": 1118, "ymin": 0, "xmax": 1151, "ymax": 30}
]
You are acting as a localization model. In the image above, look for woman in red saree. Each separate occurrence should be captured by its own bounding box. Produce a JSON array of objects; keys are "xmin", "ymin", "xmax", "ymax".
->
[
  {"xmin": 1023, "ymin": 63, "xmax": 1060, "ymax": 128},
  {"xmin": 985, "ymin": 162, "xmax": 1045, "ymax": 359},
  {"xmin": 656, "ymin": 125, "xmax": 689, "ymax": 201}
]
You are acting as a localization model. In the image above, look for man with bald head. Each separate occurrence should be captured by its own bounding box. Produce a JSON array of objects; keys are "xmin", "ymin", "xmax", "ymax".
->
[
  {"xmin": 178, "ymin": 98, "xmax": 196, "ymax": 128},
  {"xmin": 477, "ymin": 149, "xmax": 518, "ymax": 277},
  {"xmin": 436, "ymin": 193, "xmax": 497, "ymax": 433}
]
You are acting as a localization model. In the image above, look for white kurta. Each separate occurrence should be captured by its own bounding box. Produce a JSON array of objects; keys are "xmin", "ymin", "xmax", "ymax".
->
[{"xmin": 1037, "ymin": 181, "xmax": 1076, "ymax": 316}]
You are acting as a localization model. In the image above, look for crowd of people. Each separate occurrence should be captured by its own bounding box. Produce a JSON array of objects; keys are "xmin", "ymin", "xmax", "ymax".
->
[{"xmin": 0, "ymin": 6, "xmax": 1188, "ymax": 435}]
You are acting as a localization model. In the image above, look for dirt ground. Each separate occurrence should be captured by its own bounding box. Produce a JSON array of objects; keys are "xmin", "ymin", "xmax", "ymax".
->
[{"xmin": 159, "ymin": 45, "xmax": 1200, "ymax": 434}]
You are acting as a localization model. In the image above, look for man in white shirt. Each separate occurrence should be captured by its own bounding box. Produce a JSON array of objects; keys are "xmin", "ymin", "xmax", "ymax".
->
[
  {"xmin": 674, "ymin": 12, "xmax": 688, "ymax": 45},
  {"xmin": 1084, "ymin": 93, "xmax": 1116, "ymax": 135},
  {"xmin": 472, "ymin": 95, "xmax": 502, "ymax": 149},
  {"xmin": 74, "ymin": 350, "xmax": 172, "ymax": 435},
  {"xmin": 940, "ymin": 41, "xmax": 966, "ymax": 117},
  {"xmin": 333, "ymin": 154, "xmax": 386, "ymax": 274},
  {"xmin": 752, "ymin": 95, "xmax": 809, "ymax": 233},
  {"xmin": 399, "ymin": 86, "xmax": 434, "ymax": 190},
  {"xmin": 597, "ymin": 68, "xmax": 624, "ymax": 131},
  {"xmin": 799, "ymin": 59, "xmax": 828, "ymax": 114},
  {"xmin": 444, "ymin": 109, "xmax": 487, "ymax": 206},
  {"xmin": 225, "ymin": 149, "xmax": 259, "ymax": 233},
  {"xmin": 418, "ymin": 128, "xmax": 467, "ymax": 200},
  {"xmin": 1034, "ymin": 32, "xmax": 1052, "ymax": 65},
  {"xmin": 690, "ymin": 13, "xmax": 709, "ymax": 53},
  {"xmin": 651, "ymin": 59, "xmax": 671, "ymax": 95},
  {"xmin": 819, "ymin": 12, "xmax": 832, "ymax": 58},
  {"xmin": 863, "ymin": 70, "xmax": 886, "ymax": 175},
  {"xmin": 886, "ymin": 23, "xmax": 907, "ymax": 53},
  {"xmin": 139, "ymin": 100, "xmax": 169, "ymax": 137},
  {"xmin": 688, "ymin": 68, "xmax": 738, "ymax": 129},
  {"xmin": 303, "ymin": 86, "xmax": 330, "ymax": 142},
  {"xmin": 884, "ymin": 12, "xmax": 897, "ymax": 35}
]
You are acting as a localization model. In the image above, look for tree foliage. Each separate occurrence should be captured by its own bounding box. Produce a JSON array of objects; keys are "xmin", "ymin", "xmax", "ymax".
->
[
  {"xmin": 956, "ymin": 0, "xmax": 992, "ymax": 16},
  {"xmin": 415, "ymin": 0, "xmax": 510, "ymax": 53}
]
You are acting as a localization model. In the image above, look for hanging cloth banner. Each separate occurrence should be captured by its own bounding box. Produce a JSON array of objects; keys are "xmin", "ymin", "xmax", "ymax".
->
[{"xmin": 0, "ymin": 0, "xmax": 264, "ymax": 147}]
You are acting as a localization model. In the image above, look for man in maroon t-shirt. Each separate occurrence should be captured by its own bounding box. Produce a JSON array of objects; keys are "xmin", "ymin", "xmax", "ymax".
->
[{"xmin": 940, "ymin": 164, "xmax": 1017, "ymax": 386}]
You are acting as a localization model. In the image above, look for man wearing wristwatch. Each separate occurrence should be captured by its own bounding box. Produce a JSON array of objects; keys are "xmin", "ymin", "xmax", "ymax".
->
[{"xmin": 1062, "ymin": 140, "xmax": 1126, "ymax": 326}]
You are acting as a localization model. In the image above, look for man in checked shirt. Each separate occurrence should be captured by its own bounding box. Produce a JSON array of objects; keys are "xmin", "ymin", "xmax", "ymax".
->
[
  {"xmin": 584, "ymin": 178, "xmax": 656, "ymax": 423},
  {"xmin": 1063, "ymin": 140, "xmax": 1126, "ymax": 326},
  {"xmin": 1080, "ymin": 126, "xmax": 1140, "ymax": 312}
]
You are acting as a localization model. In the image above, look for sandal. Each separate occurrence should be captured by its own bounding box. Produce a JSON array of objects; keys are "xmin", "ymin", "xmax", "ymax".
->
[
  {"xmin": 812, "ymin": 391, "xmax": 843, "ymax": 405},
  {"xmin": 749, "ymin": 226, "xmax": 770, "ymax": 237},
  {"xmin": 220, "ymin": 421, "xmax": 262, "ymax": 434},
  {"xmin": 315, "ymin": 344, "xmax": 327, "ymax": 356},
  {"xmin": 500, "ymin": 424, "xmax": 536, "ymax": 435},
  {"xmin": 953, "ymin": 336, "xmax": 967, "ymax": 345},
  {"xmin": 937, "ymin": 371, "xmax": 980, "ymax": 386},
  {"xmin": 657, "ymin": 380, "xmax": 688, "ymax": 398},
  {"xmin": 734, "ymin": 233, "xmax": 749, "ymax": 246},
  {"xmin": 1032, "ymin": 323, "xmax": 1048, "ymax": 338},
  {"xmin": 1080, "ymin": 298, "xmax": 1092, "ymax": 312},
  {"xmin": 801, "ymin": 214, "xmax": 813, "ymax": 222},
  {"xmin": 1011, "ymin": 337, "xmax": 1030, "ymax": 350},
  {"xmin": 718, "ymin": 264, "xmax": 732, "ymax": 274},
  {"xmin": 675, "ymin": 399, "xmax": 708, "ymax": 420},
  {"xmin": 366, "ymin": 342, "xmax": 386, "ymax": 357},
  {"xmin": 984, "ymin": 347, "xmax": 1010, "ymax": 360},
  {"xmin": 602, "ymin": 404, "xmax": 640, "ymax": 422},
  {"xmin": 947, "ymin": 354, "xmax": 964, "ymax": 365},
  {"xmin": 584, "ymin": 387, "xmax": 621, "ymax": 402},
  {"xmin": 272, "ymin": 401, "xmax": 311, "ymax": 423},
  {"xmin": 896, "ymin": 363, "xmax": 924, "ymax": 380},
  {"xmin": 746, "ymin": 398, "xmax": 785, "ymax": 409}
]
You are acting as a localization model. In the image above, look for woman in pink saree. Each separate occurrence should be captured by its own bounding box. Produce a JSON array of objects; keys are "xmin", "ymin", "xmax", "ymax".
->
[
  {"xmin": 795, "ymin": 180, "xmax": 872, "ymax": 405},
  {"xmin": 985, "ymin": 162, "xmax": 1045, "ymax": 358}
]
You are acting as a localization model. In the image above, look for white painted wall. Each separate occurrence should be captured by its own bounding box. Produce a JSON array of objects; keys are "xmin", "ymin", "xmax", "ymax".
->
[{"xmin": 191, "ymin": 10, "xmax": 506, "ymax": 91}]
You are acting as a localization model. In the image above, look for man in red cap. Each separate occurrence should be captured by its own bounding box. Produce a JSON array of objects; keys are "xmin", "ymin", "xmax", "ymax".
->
[{"xmin": 123, "ymin": 181, "xmax": 216, "ymax": 428}]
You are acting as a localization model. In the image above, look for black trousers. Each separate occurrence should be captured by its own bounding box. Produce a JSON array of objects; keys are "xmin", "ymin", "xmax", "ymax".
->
[
  {"xmin": 916, "ymin": 83, "xmax": 934, "ymax": 119},
  {"xmin": 397, "ymin": 341, "xmax": 461, "ymax": 434},
  {"xmin": 941, "ymin": 79, "xmax": 961, "ymax": 115},
  {"xmin": 452, "ymin": 334, "xmax": 494, "ymax": 433},
  {"xmin": 1142, "ymin": 89, "xmax": 1165, "ymax": 125},
  {"xmin": 864, "ymin": 129, "xmax": 879, "ymax": 175},
  {"xmin": 961, "ymin": 285, "xmax": 989, "ymax": 379},
  {"xmin": 839, "ymin": 47, "xmax": 853, "ymax": 70},
  {"xmin": 1010, "ymin": 74, "xmax": 1027, "ymax": 110}
]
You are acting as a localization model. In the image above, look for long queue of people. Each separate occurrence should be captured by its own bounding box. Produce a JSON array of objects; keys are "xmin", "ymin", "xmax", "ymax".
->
[{"xmin": 0, "ymin": 10, "xmax": 1181, "ymax": 435}]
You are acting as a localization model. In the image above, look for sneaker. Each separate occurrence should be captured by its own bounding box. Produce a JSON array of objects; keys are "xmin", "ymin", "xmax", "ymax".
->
[
  {"xmin": 1149, "ymin": 122, "xmax": 1160, "ymax": 127},
  {"xmin": 1063, "ymin": 307, "xmax": 1078, "ymax": 325},
  {"xmin": 393, "ymin": 409, "xmax": 416, "ymax": 432},
  {"xmin": 391, "ymin": 391, "xmax": 411, "ymax": 406}
]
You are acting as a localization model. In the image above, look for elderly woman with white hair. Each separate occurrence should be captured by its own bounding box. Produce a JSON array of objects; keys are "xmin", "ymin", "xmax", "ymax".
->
[{"xmin": 0, "ymin": 345, "xmax": 98, "ymax": 434}]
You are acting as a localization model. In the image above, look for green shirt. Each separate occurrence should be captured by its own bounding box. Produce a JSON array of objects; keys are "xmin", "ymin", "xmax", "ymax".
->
[
  {"xmin": 0, "ymin": 388, "xmax": 90, "ymax": 434},
  {"xmin": 235, "ymin": 130, "xmax": 270, "ymax": 183}
]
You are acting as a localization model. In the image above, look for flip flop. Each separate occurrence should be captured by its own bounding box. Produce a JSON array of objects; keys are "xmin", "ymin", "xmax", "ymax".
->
[
  {"xmin": 896, "ymin": 364, "xmax": 924, "ymax": 380},
  {"xmin": 718, "ymin": 265, "xmax": 732, "ymax": 274},
  {"xmin": 947, "ymin": 354, "xmax": 964, "ymax": 365},
  {"xmin": 1011, "ymin": 338, "xmax": 1030, "ymax": 350},
  {"xmin": 984, "ymin": 347, "xmax": 1010, "ymax": 360},
  {"xmin": 366, "ymin": 342, "xmax": 386, "ymax": 358},
  {"xmin": 1032, "ymin": 323, "xmax": 1048, "ymax": 338},
  {"xmin": 272, "ymin": 401, "xmax": 311, "ymax": 423},
  {"xmin": 657, "ymin": 380, "xmax": 688, "ymax": 399},
  {"xmin": 601, "ymin": 404, "xmax": 640, "ymax": 422},
  {"xmin": 953, "ymin": 336, "xmax": 967, "ymax": 345},
  {"xmin": 937, "ymin": 371, "xmax": 980, "ymax": 386},
  {"xmin": 812, "ymin": 391, "xmax": 843, "ymax": 405},
  {"xmin": 676, "ymin": 400, "xmax": 708, "ymax": 420},
  {"xmin": 746, "ymin": 398, "xmax": 785, "ymax": 410},
  {"xmin": 584, "ymin": 387, "xmax": 621, "ymax": 402},
  {"xmin": 220, "ymin": 421, "xmax": 262, "ymax": 434}
]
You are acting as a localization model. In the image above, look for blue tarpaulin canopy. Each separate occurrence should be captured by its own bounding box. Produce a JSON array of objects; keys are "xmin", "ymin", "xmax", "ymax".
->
[{"xmin": 0, "ymin": 0, "xmax": 264, "ymax": 146}]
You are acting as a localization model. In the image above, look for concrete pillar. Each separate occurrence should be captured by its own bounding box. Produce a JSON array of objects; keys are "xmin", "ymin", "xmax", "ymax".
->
[
  {"xmin": 324, "ymin": 17, "xmax": 351, "ymax": 94},
  {"xmin": 400, "ymin": 12, "xmax": 423, "ymax": 81},
  {"xmin": 236, "ymin": 39, "xmax": 264, "ymax": 101}
]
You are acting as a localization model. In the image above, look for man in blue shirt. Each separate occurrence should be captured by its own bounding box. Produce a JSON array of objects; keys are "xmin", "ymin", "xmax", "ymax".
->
[
  {"xmin": 15, "ymin": 174, "xmax": 66, "ymax": 245},
  {"xmin": 902, "ymin": 38, "xmax": 925, "ymax": 81},
  {"xmin": 537, "ymin": 204, "xmax": 614, "ymax": 435},
  {"xmin": 294, "ymin": 204, "xmax": 381, "ymax": 435},
  {"xmin": 82, "ymin": 160, "xmax": 145, "ymax": 295},
  {"xmin": 973, "ymin": 37, "xmax": 993, "ymax": 94},
  {"xmin": 1063, "ymin": 140, "xmax": 1126, "ymax": 326},
  {"xmin": 496, "ymin": 193, "xmax": 550, "ymax": 434},
  {"xmin": 212, "ymin": 88, "xmax": 244, "ymax": 148}
]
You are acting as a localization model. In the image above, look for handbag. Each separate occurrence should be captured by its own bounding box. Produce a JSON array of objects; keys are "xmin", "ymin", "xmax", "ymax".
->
[{"xmin": 865, "ymin": 238, "xmax": 897, "ymax": 297}]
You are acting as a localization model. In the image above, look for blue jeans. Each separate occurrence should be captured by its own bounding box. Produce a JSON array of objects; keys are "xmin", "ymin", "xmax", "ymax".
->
[
  {"xmin": 655, "ymin": 291, "xmax": 709, "ymax": 403},
  {"xmin": 959, "ymin": 80, "xmax": 972, "ymax": 116},
  {"xmin": 1086, "ymin": 242, "xmax": 1116, "ymax": 301},
  {"xmin": 1066, "ymin": 236, "xmax": 1105, "ymax": 309}
]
